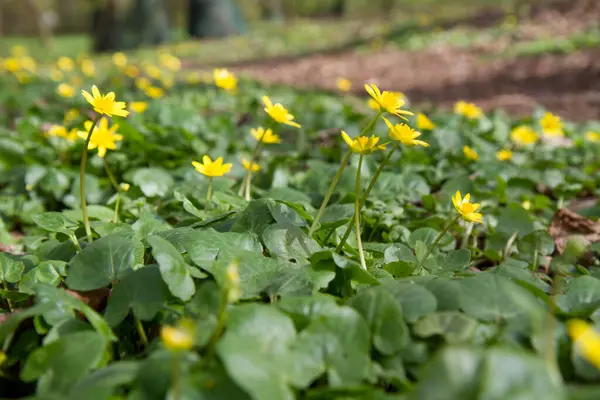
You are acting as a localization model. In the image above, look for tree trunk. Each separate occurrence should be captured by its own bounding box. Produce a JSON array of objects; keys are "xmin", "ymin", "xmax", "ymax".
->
[{"xmin": 188, "ymin": 0, "xmax": 245, "ymax": 38}]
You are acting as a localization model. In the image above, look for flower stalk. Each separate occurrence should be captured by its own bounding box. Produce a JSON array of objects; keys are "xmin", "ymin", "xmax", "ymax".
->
[
  {"xmin": 354, "ymin": 155, "xmax": 367, "ymax": 269},
  {"xmin": 80, "ymin": 115, "xmax": 102, "ymax": 242},
  {"xmin": 414, "ymin": 215, "xmax": 460, "ymax": 274}
]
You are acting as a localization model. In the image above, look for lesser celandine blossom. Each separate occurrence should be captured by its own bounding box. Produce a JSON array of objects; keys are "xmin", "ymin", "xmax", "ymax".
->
[
  {"xmin": 262, "ymin": 96, "xmax": 301, "ymax": 128},
  {"xmin": 192, "ymin": 156, "xmax": 232, "ymax": 177},
  {"xmin": 242, "ymin": 158, "xmax": 261, "ymax": 172},
  {"xmin": 160, "ymin": 53, "xmax": 181, "ymax": 71},
  {"xmin": 145, "ymin": 86, "xmax": 164, "ymax": 99},
  {"xmin": 48, "ymin": 125, "xmax": 78, "ymax": 142},
  {"xmin": 81, "ymin": 59, "xmax": 96, "ymax": 77},
  {"xmin": 540, "ymin": 112, "xmax": 564, "ymax": 137},
  {"xmin": 135, "ymin": 77, "xmax": 151, "ymax": 90},
  {"xmin": 454, "ymin": 101, "xmax": 483, "ymax": 120},
  {"xmin": 341, "ymin": 131, "xmax": 387, "ymax": 154},
  {"xmin": 416, "ymin": 113, "xmax": 435, "ymax": 130},
  {"xmin": 336, "ymin": 78, "xmax": 352, "ymax": 92},
  {"xmin": 78, "ymin": 119, "xmax": 123, "ymax": 158},
  {"xmin": 125, "ymin": 65, "xmax": 140, "ymax": 78},
  {"xmin": 365, "ymin": 84, "xmax": 412, "ymax": 120},
  {"xmin": 57, "ymin": 56, "xmax": 74, "ymax": 72},
  {"xmin": 522, "ymin": 200, "xmax": 532, "ymax": 210},
  {"xmin": 129, "ymin": 101, "xmax": 149, "ymax": 113},
  {"xmin": 57, "ymin": 83, "xmax": 75, "ymax": 98},
  {"xmin": 567, "ymin": 319, "xmax": 600, "ymax": 369},
  {"xmin": 463, "ymin": 145, "xmax": 479, "ymax": 161},
  {"xmin": 496, "ymin": 149, "xmax": 512, "ymax": 161},
  {"xmin": 64, "ymin": 108, "xmax": 80, "ymax": 124},
  {"xmin": 586, "ymin": 131, "xmax": 600, "ymax": 142},
  {"xmin": 119, "ymin": 182, "xmax": 130, "ymax": 192},
  {"xmin": 161, "ymin": 319, "xmax": 195, "ymax": 352},
  {"xmin": 383, "ymin": 118, "xmax": 429, "ymax": 147},
  {"xmin": 3, "ymin": 58, "xmax": 20, "ymax": 73},
  {"xmin": 145, "ymin": 64, "xmax": 162, "ymax": 80},
  {"xmin": 213, "ymin": 68, "xmax": 237, "ymax": 92},
  {"xmin": 511, "ymin": 125, "xmax": 539, "ymax": 145},
  {"xmin": 250, "ymin": 127, "xmax": 280, "ymax": 144},
  {"xmin": 452, "ymin": 191, "xmax": 483, "ymax": 223},
  {"xmin": 112, "ymin": 52, "xmax": 128, "ymax": 68},
  {"xmin": 81, "ymin": 85, "xmax": 129, "ymax": 118}
]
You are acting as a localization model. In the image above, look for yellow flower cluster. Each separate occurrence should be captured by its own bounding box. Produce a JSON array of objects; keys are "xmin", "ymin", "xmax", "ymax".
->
[{"xmin": 452, "ymin": 191, "xmax": 483, "ymax": 223}]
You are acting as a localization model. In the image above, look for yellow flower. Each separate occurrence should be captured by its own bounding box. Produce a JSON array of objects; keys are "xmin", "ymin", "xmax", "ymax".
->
[
  {"xmin": 585, "ymin": 131, "xmax": 600, "ymax": 142},
  {"xmin": 341, "ymin": 131, "xmax": 387, "ymax": 154},
  {"xmin": 57, "ymin": 83, "xmax": 76, "ymax": 98},
  {"xmin": 192, "ymin": 155, "xmax": 232, "ymax": 177},
  {"xmin": 365, "ymin": 84, "xmax": 412, "ymax": 120},
  {"xmin": 64, "ymin": 108, "xmax": 80, "ymax": 124},
  {"xmin": 3, "ymin": 57, "xmax": 20, "ymax": 73},
  {"xmin": 522, "ymin": 200, "xmax": 531, "ymax": 210},
  {"xmin": 383, "ymin": 118, "xmax": 429, "ymax": 147},
  {"xmin": 250, "ymin": 127, "xmax": 280, "ymax": 144},
  {"xmin": 262, "ymin": 96, "xmax": 301, "ymax": 128},
  {"xmin": 242, "ymin": 158, "xmax": 261, "ymax": 172},
  {"xmin": 160, "ymin": 53, "xmax": 181, "ymax": 71},
  {"xmin": 130, "ymin": 101, "xmax": 149, "ymax": 113},
  {"xmin": 82, "ymin": 85, "xmax": 129, "ymax": 118},
  {"xmin": 119, "ymin": 182, "xmax": 131, "ymax": 192},
  {"xmin": 496, "ymin": 149, "xmax": 512, "ymax": 161},
  {"xmin": 145, "ymin": 86, "xmax": 164, "ymax": 99},
  {"xmin": 64, "ymin": 128, "xmax": 79, "ymax": 142},
  {"xmin": 186, "ymin": 72, "xmax": 202, "ymax": 84},
  {"xmin": 135, "ymin": 77, "xmax": 151, "ymax": 90},
  {"xmin": 225, "ymin": 261, "xmax": 241, "ymax": 304},
  {"xmin": 11, "ymin": 45, "xmax": 27, "ymax": 57},
  {"xmin": 568, "ymin": 319, "xmax": 600, "ymax": 369},
  {"xmin": 48, "ymin": 125, "xmax": 68, "ymax": 138},
  {"xmin": 112, "ymin": 52, "xmax": 128, "ymax": 69},
  {"xmin": 50, "ymin": 69, "xmax": 64, "ymax": 82},
  {"xmin": 454, "ymin": 101, "xmax": 483, "ymax": 120},
  {"xmin": 19, "ymin": 56, "xmax": 36, "ymax": 72},
  {"xmin": 161, "ymin": 319, "xmax": 195, "ymax": 352},
  {"xmin": 510, "ymin": 125, "xmax": 539, "ymax": 146},
  {"xmin": 368, "ymin": 98, "xmax": 381, "ymax": 111},
  {"xmin": 540, "ymin": 112, "xmax": 564, "ymax": 137},
  {"xmin": 161, "ymin": 76, "xmax": 175, "ymax": 89},
  {"xmin": 416, "ymin": 113, "xmax": 435, "ymax": 130},
  {"xmin": 81, "ymin": 59, "xmax": 96, "ymax": 77},
  {"xmin": 15, "ymin": 72, "xmax": 32, "ymax": 85},
  {"xmin": 452, "ymin": 191, "xmax": 483, "ymax": 223},
  {"xmin": 57, "ymin": 56, "xmax": 74, "ymax": 72},
  {"xmin": 145, "ymin": 64, "xmax": 162, "ymax": 80},
  {"xmin": 125, "ymin": 65, "xmax": 140, "ymax": 78},
  {"xmin": 77, "ymin": 119, "xmax": 123, "ymax": 158},
  {"xmin": 213, "ymin": 68, "xmax": 238, "ymax": 92},
  {"xmin": 463, "ymin": 145, "xmax": 479, "ymax": 161},
  {"xmin": 336, "ymin": 78, "xmax": 352, "ymax": 92}
]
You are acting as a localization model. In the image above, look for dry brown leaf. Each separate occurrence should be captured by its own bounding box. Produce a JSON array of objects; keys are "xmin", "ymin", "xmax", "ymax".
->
[{"xmin": 548, "ymin": 208, "xmax": 600, "ymax": 253}]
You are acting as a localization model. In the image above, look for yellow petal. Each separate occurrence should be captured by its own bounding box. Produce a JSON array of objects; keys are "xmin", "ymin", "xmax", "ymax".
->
[{"xmin": 202, "ymin": 155, "xmax": 212, "ymax": 165}]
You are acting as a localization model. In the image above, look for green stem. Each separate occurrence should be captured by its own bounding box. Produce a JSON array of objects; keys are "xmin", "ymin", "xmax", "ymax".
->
[
  {"xmin": 206, "ymin": 177, "xmax": 213, "ymax": 204},
  {"xmin": 336, "ymin": 144, "xmax": 398, "ymax": 251},
  {"xmin": 80, "ymin": 115, "xmax": 102, "ymax": 243},
  {"xmin": 239, "ymin": 136, "xmax": 265, "ymax": 198},
  {"xmin": 134, "ymin": 315, "xmax": 149, "ymax": 348},
  {"xmin": 2, "ymin": 280, "xmax": 13, "ymax": 312},
  {"xmin": 308, "ymin": 151, "xmax": 351, "ymax": 237},
  {"xmin": 103, "ymin": 157, "xmax": 119, "ymax": 191},
  {"xmin": 203, "ymin": 289, "xmax": 229, "ymax": 364},
  {"xmin": 113, "ymin": 194, "xmax": 121, "ymax": 224},
  {"xmin": 363, "ymin": 110, "xmax": 383, "ymax": 136},
  {"xmin": 354, "ymin": 155, "xmax": 367, "ymax": 270},
  {"xmin": 414, "ymin": 215, "xmax": 459, "ymax": 274},
  {"xmin": 172, "ymin": 354, "xmax": 181, "ymax": 400},
  {"xmin": 531, "ymin": 246, "xmax": 539, "ymax": 272},
  {"xmin": 68, "ymin": 233, "xmax": 82, "ymax": 251},
  {"xmin": 244, "ymin": 171, "xmax": 252, "ymax": 201}
]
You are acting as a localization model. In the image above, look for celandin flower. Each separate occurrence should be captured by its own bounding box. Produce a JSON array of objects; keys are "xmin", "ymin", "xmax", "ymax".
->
[
  {"xmin": 496, "ymin": 149, "xmax": 512, "ymax": 161},
  {"xmin": 242, "ymin": 158, "xmax": 261, "ymax": 172},
  {"xmin": 213, "ymin": 68, "xmax": 237, "ymax": 92},
  {"xmin": 57, "ymin": 83, "xmax": 75, "ymax": 98},
  {"xmin": 341, "ymin": 131, "xmax": 387, "ymax": 154},
  {"xmin": 585, "ymin": 131, "xmax": 600, "ymax": 142},
  {"xmin": 383, "ymin": 118, "xmax": 429, "ymax": 147},
  {"xmin": 48, "ymin": 125, "xmax": 68, "ymax": 138},
  {"xmin": 336, "ymin": 78, "xmax": 352, "ymax": 92},
  {"xmin": 81, "ymin": 59, "xmax": 96, "ymax": 77},
  {"xmin": 3, "ymin": 58, "xmax": 20, "ymax": 73},
  {"xmin": 130, "ymin": 101, "xmax": 149, "ymax": 113},
  {"xmin": 119, "ymin": 182, "xmax": 131, "ymax": 192},
  {"xmin": 77, "ymin": 119, "xmax": 123, "ymax": 158},
  {"xmin": 125, "ymin": 65, "xmax": 140, "ymax": 78},
  {"xmin": 567, "ymin": 319, "xmax": 600, "ymax": 369},
  {"xmin": 455, "ymin": 101, "xmax": 483, "ymax": 120},
  {"xmin": 511, "ymin": 125, "xmax": 539, "ymax": 146},
  {"xmin": 145, "ymin": 64, "xmax": 162, "ymax": 80},
  {"xmin": 192, "ymin": 156, "xmax": 232, "ymax": 177},
  {"xmin": 161, "ymin": 319, "xmax": 195, "ymax": 352},
  {"xmin": 160, "ymin": 53, "xmax": 181, "ymax": 71},
  {"xmin": 57, "ymin": 56, "xmax": 74, "ymax": 72},
  {"xmin": 365, "ymin": 84, "xmax": 412, "ymax": 120},
  {"xmin": 250, "ymin": 127, "xmax": 280, "ymax": 144},
  {"xmin": 540, "ymin": 112, "xmax": 564, "ymax": 137},
  {"xmin": 136, "ymin": 78, "xmax": 151, "ymax": 90},
  {"xmin": 145, "ymin": 86, "xmax": 164, "ymax": 99},
  {"xmin": 64, "ymin": 108, "xmax": 80, "ymax": 124},
  {"xmin": 112, "ymin": 52, "xmax": 128, "ymax": 68},
  {"xmin": 452, "ymin": 191, "xmax": 483, "ymax": 223},
  {"xmin": 263, "ymin": 96, "xmax": 301, "ymax": 128},
  {"xmin": 81, "ymin": 85, "xmax": 129, "ymax": 117},
  {"xmin": 522, "ymin": 200, "xmax": 532, "ymax": 210},
  {"xmin": 463, "ymin": 145, "xmax": 479, "ymax": 161},
  {"xmin": 416, "ymin": 113, "xmax": 435, "ymax": 130}
]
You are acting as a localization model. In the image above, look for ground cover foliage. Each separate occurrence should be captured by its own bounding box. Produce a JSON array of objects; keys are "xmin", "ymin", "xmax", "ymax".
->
[{"xmin": 0, "ymin": 48, "xmax": 600, "ymax": 399}]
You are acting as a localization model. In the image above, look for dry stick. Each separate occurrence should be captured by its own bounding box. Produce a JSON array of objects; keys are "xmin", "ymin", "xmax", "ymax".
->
[
  {"xmin": 80, "ymin": 115, "xmax": 102, "ymax": 243},
  {"xmin": 336, "ymin": 144, "xmax": 398, "ymax": 252}
]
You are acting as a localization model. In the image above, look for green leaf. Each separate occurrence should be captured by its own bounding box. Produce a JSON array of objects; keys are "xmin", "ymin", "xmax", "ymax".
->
[
  {"xmin": 409, "ymin": 227, "xmax": 454, "ymax": 252},
  {"xmin": 262, "ymin": 223, "xmax": 321, "ymax": 262},
  {"xmin": 318, "ymin": 204, "xmax": 354, "ymax": 229},
  {"xmin": 412, "ymin": 311, "xmax": 479, "ymax": 344},
  {"xmin": 230, "ymin": 199, "xmax": 276, "ymax": 236},
  {"xmin": 381, "ymin": 281, "xmax": 437, "ymax": 323},
  {"xmin": 347, "ymin": 286, "xmax": 409, "ymax": 355},
  {"xmin": 131, "ymin": 167, "xmax": 174, "ymax": 197},
  {"xmin": 556, "ymin": 276, "xmax": 600, "ymax": 317},
  {"xmin": 20, "ymin": 260, "xmax": 67, "ymax": 294},
  {"xmin": 132, "ymin": 212, "xmax": 170, "ymax": 243},
  {"xmin": 422, "ymin": 278, "xmax": 462, "ymax": 311},
  {"xmin": 217, "ymin": 304, "xmax": 321, "ymax": 400},
  {"xmin": 66, "ymin": 232, "xmax": 144, "ymax": 291},
  {"xmin": 148, "ymin": 235, "xmax": 195, "ymax": 302},
  {"xmin": 32, "ymin": 212, "xmax": 78, "ymax": 233},
  {"xmin": 517, "ymin": 230, "xmax": 555, "ymax": 265},
  {"xmin": 184, "ymin": 281, "xmax": 222, "ymax": 346},
  {"xmin": 0, "ymin": 252, "xmax": 25, "ymax": 283},
  {"xmin": 443, "ymin": 249, "xmax": 471, "ymax": 271},
  {"xmin": 68, "ymin": 361, "xmax": 139, "ymax": 400},
  {"xmin": 104, "ymin": 266, "xmax": 168, "ymax": 326},
  {"xmin": 267, "ymin": 200, "xmax": 308, "ymax": 227},
  {"xmin": 497, "ymin": 203, "xmax": 534, "ymax": 238},
  {"xmin": 384, "ymin": 244, "xmax": 417, "ymax": 264},
  {"xmin": 21, "ymin": 331, "xmax": 107, "ymax": 394},
  {"xmin": 184, "ymin": 228, "xmax": 262, "ymax": 270},
  {"xmin": 277, "ymin": 294, "xmax": 339, "ymax": 330}
]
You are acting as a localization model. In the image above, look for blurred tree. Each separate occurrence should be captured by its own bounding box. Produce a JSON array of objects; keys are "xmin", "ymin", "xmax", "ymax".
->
[{"xmin": 188, "ymin": 0, "xmax": 246, "ymax": 38}]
